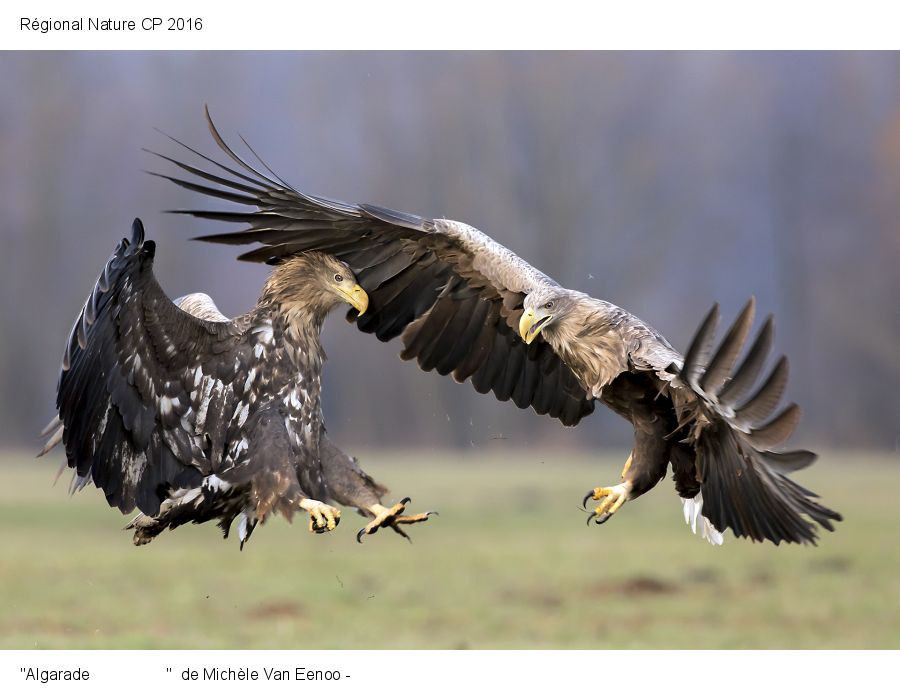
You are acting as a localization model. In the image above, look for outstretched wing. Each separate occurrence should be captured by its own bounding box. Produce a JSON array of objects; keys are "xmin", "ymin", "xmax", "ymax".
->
[
  {"xmin": 638, "ymin": 298, "xmax": 841, "ymax": 544},
  {"xmin": 42, "ymin": 219, "xmax": 249, "ymax": 515},
  {"xmin": 148, "ymin": 109, "xmax": 595, "ymax": 426}
]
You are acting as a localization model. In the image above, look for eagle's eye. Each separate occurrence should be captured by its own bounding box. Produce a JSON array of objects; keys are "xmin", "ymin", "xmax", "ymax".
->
[
  {"xmin": 544, "ymin": 301, "xmax": 554, "ymax": 309},
  {"xmin": 334, "ymin": 273, "xmax": 344, "ymax": 283}
]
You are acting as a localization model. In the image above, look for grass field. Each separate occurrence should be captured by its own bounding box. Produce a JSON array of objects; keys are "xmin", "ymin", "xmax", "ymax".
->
[{"xmin": 1, "ymin": 448, "xmax": 898, "ymax": 649}]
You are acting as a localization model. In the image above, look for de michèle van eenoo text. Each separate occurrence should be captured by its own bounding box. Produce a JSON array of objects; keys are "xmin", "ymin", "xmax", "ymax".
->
[
  {"xmin": 18, "ymin": 666, "xmax": 344, "ymax": 683},
  {"xmin": 20, "ymin": 17, "xmax": 203, "ymax": 33}
]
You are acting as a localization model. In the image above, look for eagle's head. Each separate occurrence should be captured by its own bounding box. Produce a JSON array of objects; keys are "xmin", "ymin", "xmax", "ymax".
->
[
  {"xmin": 318, "ymin": 255, "xmax": 369, "ymax": 316},
  {"xmin": 518, "ymin": 286, "xmax": 583, "ymax": 345},
  {"xmin": 264, "ymin": 252, "xmax": 368, "ymax": 320}
]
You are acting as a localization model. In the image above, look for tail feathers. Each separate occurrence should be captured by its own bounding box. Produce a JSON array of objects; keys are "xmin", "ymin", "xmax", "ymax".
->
[
  {"xmin": 69, "ymin": 472, "xmax": 92, "ymax": 495},
  {"xmin": 44, "ymin": 425, "xmax": 91, "ymax": 495},
  {"xmin": 37, "ymin": 416, "xmax": 64, "ymax": 457},
  {"xmin": 236, "ymin": 511, "xmax": 258, "ymax": 550},
  {"xmin": 682, "ymin": 494, "xmax": 725, "ymax": 546},
  {"xmin": 697, "ymin": 426, "xmax": 842, "ymax": 545},
  {"xmin": 216, "ymin": 508, "xmax": 258, "ymax": 550}
]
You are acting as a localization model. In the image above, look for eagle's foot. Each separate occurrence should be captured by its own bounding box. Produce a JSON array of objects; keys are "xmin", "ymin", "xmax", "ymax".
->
[
  {"xmin": 357, "ymin": 497, "xmax": 437, "ymax": 542},
  {"xmin": 126, "ymin": 513, "xmax": 163, "ymax": 546},
  {"xmin": 583, "ymin": 482, "xmax": 632, "ymax": 525},
  {"xmin": 299, "ymin": 499, "xmax": 341, "ymax": 534}
]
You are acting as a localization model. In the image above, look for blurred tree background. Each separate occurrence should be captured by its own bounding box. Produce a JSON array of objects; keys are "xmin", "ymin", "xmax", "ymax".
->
[{"xmin": 1, "ymin": 52, "xmax": 898, "ymax": 454}]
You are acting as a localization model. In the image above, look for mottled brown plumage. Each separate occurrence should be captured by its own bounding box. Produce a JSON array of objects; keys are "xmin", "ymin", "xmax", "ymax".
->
[{"xmin": 40, "ymin": 219, "xmax": 434, "ymax": 547}]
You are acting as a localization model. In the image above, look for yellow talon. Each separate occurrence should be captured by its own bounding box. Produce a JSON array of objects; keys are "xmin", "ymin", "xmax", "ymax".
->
[
  {"xmin": 583, "ymin": 482, "xmax": 632, "ymax": 525},
  {"xmin": 620, "ymin": 452, "xmax": 634, "ymax": 479},
  {"xmin": 299, "ymin": 499, "xmax": 341, "ymax": 534},
  {"xmin": 357, "ymin": 497, "xmax": 437, "ymax": 542}
]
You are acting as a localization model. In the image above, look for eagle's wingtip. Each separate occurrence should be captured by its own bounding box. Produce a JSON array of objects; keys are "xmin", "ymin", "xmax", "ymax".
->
[{"xmin": 131, "ymin": 218, "xmax": 145, "ymax": 245}]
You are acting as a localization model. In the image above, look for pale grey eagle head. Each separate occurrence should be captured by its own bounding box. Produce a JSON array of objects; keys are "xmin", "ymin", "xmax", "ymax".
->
[{"xmin": 519, "ymin": 285, "xmax": 581, "ymax": 345}]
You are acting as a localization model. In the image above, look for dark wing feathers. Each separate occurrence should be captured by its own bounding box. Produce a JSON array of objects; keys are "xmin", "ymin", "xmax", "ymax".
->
[
  {"xmin": 150, "ymin": 171, "xmax": 262, "ymax": 207},
  {"xmin": 471, "ymin": 331, "xmax": 509, "ymax": 397},
  {"xmin": 678, "ymin": 300, "xmax": 841, "ymax": 544},
  {"xmin": 732, "ymin": 356, "xmax": 790, "ymax": 430},
  {"xmin": 681, "ymin": 302, "xmax": 720, "ymax": 388},
  {"xmin": 434, "ymin": 294, "xmax": 491, "ymax": 377},
  {"xmin": 360, "ymin": 202, "xmax": 435, "ymax": 232},
  {"xmin": 361, "ymin": 254, "xmax": 451, "ymax": 343},
  {"xmin": 48, "ymin": 219, "xmax": 246, "ymax": 514},
  {"xmin": 760, "ymin": 449, "xmax": 817, "ymax": 474},
  {"xmin": 451, "ymin": 302, "xmax": 501, "ymax": 383},
  {"xmin": 351, "ymin": 248, "xmax": 415, "ymax": 290},
  {"xmin": 153, "ymin": 112, "xmax": 594, "ymax": 426},
  {"xmin": 698, "ymin": 297, "xmax": 755, "ymax": 395},
  {"xmin": 403, "ymin": 285, "xmax": 465, "ymax": 372},
  {"xmin": 425, "ymin": 290, "xmax": 481, "ymax": 376},
  {"xmin": 494, "ymin": 334, "xmax": 525, "ymax": 403},
  {"xmin": 744, "ymin": 403, "xmax": 802, "ymax": 451},
  {"xmin": 511, "ymin": 344, "xmax": 541, "ymax": 410},
  {"xmin": 715, "ymin": 315, "xmax": 774, "ymax": 407}
]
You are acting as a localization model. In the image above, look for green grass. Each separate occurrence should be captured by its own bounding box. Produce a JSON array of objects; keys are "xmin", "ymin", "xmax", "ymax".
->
[{"xmin": 1, "ymin": 449, "xmax": 898, "ymax": 649}]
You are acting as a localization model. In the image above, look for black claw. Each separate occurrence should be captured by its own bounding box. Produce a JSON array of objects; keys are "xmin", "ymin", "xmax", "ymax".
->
[
  {"xmin": 585, "ymin": 510, "xmax": 613, "ymax": 526},
  {"xmin": 582, "ymin": 490, "xmax": 596, "ymax": 509},
  {"xmin": 426, "ymin": 511, "xmax": 439, "ymax": 517},
  {"xmin": 356, "ymin": 527, "xmax": 367, "ymax": 543},
  {"xmin": 400, "ymin": 496, "xmax": 412, "ymax": 506}
]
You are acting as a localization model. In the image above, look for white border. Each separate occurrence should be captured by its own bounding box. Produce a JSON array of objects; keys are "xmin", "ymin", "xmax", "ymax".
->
[
  {"xmin": 2, "ymin": 0, "xmax": 900, "ymax": 50},
  {"xmin": 3, "ymin": 649, "xmax": 899, "ymax": 699},
  {"xmin": 2, "ymin": 2, "xmax": 895, "ymax": 690}
]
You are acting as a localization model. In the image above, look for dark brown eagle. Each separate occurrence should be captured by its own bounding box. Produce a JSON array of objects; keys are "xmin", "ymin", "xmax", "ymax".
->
[
  {"xmin": 146, "ymin": 110, "xmax": 841, "ymax": 546},
  {"xmin": 41, "ymin": 219, "xmax": 435, "ymax": 547}
]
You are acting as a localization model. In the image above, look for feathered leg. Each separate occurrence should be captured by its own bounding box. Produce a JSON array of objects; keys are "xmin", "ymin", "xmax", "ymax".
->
[
  {"xmin": 129, "ymin": 409, "xmax": 343, "ymax": 548},
  {"xmin": 238, "ymin": 408, "xmax": 341, "ymax": 537},
  {"xmin": 318, "ymin": 429, "xmax": 435, "ymax": 542},
  {"xmin": 586, "ymin": 374, "xmax": 672, "ymax": 525}
]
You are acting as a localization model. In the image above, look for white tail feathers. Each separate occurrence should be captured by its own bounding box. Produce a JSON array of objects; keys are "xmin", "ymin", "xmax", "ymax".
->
[{"xmin": 682, "ymin": 494, "xmax": 725, "ymax": 546}]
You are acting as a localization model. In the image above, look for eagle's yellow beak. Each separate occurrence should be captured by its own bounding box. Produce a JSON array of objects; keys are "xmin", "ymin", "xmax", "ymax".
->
[
  {"xmin": 519, "ymin": 307, "xmax": 551, "ymax": 345},
  {"xmin": 334, "ymin": 284, "xmax": 369, "ymax": 316}
]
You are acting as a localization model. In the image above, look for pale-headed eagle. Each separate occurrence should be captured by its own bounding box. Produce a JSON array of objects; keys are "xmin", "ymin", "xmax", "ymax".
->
[
  {"xmin": 41, "ymin": 218, "xmax": 436, "ymax": 547},
  {"xmin": 146, "ymin": 111, "xmax": 841, "ymax": 546}
]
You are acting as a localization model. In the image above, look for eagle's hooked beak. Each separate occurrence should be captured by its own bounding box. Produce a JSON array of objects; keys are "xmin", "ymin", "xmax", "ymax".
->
[
  {"xmin": 334, "ymin": 284, "xmax": 369, "ymax": 316},
  {"xmin": 519, "ymin": 307, "xmax": 551, "ymax": 345}
]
